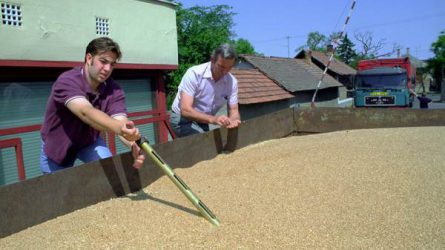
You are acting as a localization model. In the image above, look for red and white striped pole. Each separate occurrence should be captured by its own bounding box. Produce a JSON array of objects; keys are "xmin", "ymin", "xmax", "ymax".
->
[{"xmin": 311, "ymin": 0, "xmax": 357, "ymax": 108}]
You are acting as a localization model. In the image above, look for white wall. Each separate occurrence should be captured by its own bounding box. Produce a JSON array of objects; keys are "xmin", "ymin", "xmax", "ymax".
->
[{"xmin": 0, "ymin": 0, "xmax": 178, "ymax": 65}]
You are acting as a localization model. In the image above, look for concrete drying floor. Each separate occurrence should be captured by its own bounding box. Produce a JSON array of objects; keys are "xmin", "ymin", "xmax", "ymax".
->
[{"xmin": 1, "ymin": 127, "xmax": 444, "ymax": 249}]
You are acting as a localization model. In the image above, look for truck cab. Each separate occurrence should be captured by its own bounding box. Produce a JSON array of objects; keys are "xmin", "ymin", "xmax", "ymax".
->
[
  {"xmin": 354, "ymin": 67, "xmax": 412, "ymax": 107},
  {"xmin": 353, "ymin": 57, "xmax": 415, "ymax": 108}
]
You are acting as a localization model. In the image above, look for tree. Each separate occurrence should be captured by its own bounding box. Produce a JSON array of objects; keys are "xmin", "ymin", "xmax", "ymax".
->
[
  {"xmin": 427, "ymin": 30, "xmax": 445, "ymax": 92},
  {"xmin": 297, "ymin": 31, "xmax": 345, "ymax": 53},
  {"xmin": 306, "ymin": 31, "xmax": 328, "ymax": 51},
  {"xmin": 166, "ymin": 4, "xmax": 258, "ymax": 106},
  {"xmin": 353, "ymin": 31, "xmax": 385, "ymax": 58},
  {"xmin": 349, "ymin": 54, "xmax": 369, "ymax": 69},
  {"xmin": 232, "ymin": 38, "xmax": 256, "ymax": 55},
  {"xmin": 336, "ymin": 34, "xmax": 357, "ymax": 64},
  {"xmin": 176, "ymin": 4, "xmax": 235, "ymax": 65},
  {"xmin": 167, "ymin": 4, "xmax": 235, "ymax": 105}
]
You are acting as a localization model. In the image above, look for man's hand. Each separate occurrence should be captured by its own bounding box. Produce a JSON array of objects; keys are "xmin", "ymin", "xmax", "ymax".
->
[
  {"xmin": 214, "ymin": 115, "xmax": 231, "ymax": 127},
  {"xmin": 120, "ymin": 121, "xmax": 141, "ymax": 141},
  {"xmin": 214, "ymin": 115, "xmax": 241, "ymax": 129},
  {"xmin": 113, "ymin": 117, "xmax": 145, "ymax": 169},
  {"xmin": 131, "ymin": 142, "xmax": 145, "ymax": 169},
  {"xmin": 227, "ymin": 119, "xmax": 241, "ymax": 128}
]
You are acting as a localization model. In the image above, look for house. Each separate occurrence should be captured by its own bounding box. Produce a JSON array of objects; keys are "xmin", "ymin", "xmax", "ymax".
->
[
  {"xmin": 235, "ymin": 55, "xmax": 344, "ymax": 113},
  {"xmin": 230, "ymin": 67, "xmax": 294, "ymax": 120},
  {"xmin": 224, "ymin": 54, "xmax": 346, "ymax": 122},
  {"xmin": 0, "ymin": 0, "xmax": 178, "ymax": 185},
  {"xmin": 295, "ymin": 49, "xmax": 356, "ymax": 98}
]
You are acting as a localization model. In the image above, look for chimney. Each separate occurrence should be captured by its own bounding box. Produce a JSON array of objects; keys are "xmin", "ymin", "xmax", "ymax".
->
[
  {"xmin": 397, "ymin": 49, "xmax": 400, "ymax": 58},
  {"xmin": 406, "ymin": 47, "xmax": 410, "ymax": 56},
  {"xmin": 305, "ymin": 50, "xmax": 312, "ymax": 65},
  {"xmin": 326, "ymin": 44, "xmax": 334, "ymax": 55}
]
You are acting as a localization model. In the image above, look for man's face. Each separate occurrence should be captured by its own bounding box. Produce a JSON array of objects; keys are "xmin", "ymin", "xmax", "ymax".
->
[
  {"xmin": 211, "ymin": 55, "xmax": 235, "ymax": 81},
  {"xmin": 85, "ymin": 51, "xmax": 117, "ymax": 84}
]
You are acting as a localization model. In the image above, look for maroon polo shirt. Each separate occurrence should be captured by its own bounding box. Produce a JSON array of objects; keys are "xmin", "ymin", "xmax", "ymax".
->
[{"xmin": 41, "ymin": 66, "xmax": 127, "ymax": 165}]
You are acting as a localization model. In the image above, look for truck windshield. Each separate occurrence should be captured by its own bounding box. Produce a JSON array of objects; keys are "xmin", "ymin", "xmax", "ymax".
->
[{"xmin": 355, "ymin": 73, "xmax": 407, "ymax": 89}]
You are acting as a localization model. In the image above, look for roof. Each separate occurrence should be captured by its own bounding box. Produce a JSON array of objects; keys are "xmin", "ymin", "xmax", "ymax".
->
[
  {"xmin": 295, "ymin": 50, "xmax": 356, "ymax": 75},
  {"xmin": 230, "ymin": 68, "xmax": 294, "ymax": 105},
  {"xmin": 241, "ymin": 55, "xmax": 343, "ymax": 92}
]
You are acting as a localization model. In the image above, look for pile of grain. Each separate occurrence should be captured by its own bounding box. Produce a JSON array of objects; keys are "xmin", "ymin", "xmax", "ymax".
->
[{"xmin": 1, "ymin": 127, "xmax": 444, "ymax": 249}]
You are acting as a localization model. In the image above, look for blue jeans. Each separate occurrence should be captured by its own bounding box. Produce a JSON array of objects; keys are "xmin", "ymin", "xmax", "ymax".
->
[
  {"xmin": 169, "ymin": 112, "xmax": 209, "ymax": 138},
  {"xmin": 40, "ymin": 137, "xmax": 112, "ymax": 174}
]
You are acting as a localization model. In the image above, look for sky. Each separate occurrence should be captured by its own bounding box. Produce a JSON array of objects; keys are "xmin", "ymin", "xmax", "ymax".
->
[{"xmin": 177, "ymin": 0, "xmax": 445, "ymax": 60}]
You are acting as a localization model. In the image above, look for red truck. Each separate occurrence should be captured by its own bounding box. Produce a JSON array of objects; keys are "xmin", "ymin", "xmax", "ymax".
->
[{"xmin": 354, "ymin": 57, "xmax": 416, "ymax": 107}]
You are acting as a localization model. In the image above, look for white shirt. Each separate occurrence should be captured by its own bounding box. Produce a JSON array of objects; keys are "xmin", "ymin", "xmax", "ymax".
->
[{"xmin": 171, "ymin": 62, "xmax": 238, "ymax": 115}]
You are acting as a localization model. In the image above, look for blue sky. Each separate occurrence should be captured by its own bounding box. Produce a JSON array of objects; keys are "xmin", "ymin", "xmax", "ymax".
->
[{"xmin": 178, "ymin": 0, "xmax": 445, "ymax": 60}]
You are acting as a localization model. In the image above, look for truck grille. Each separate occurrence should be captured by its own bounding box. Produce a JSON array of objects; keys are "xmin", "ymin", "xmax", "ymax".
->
[{"xmin": 365, "ymin": 96, "xmax": 395, "ymax": 105}]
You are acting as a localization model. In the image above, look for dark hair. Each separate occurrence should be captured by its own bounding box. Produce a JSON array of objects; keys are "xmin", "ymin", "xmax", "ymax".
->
[
  {"xmin": 85, "ymin": 37, "xmax": 122, "ymax": 61},
  {"xmin": 211, "ymin": 43, "xmax": 237, "ymax": 61}
]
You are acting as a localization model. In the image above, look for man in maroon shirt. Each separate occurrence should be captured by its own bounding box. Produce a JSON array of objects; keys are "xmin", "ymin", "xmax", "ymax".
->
[{"xmin": 40, "ymin": 37, "xmax": 145, "ymax": 173}]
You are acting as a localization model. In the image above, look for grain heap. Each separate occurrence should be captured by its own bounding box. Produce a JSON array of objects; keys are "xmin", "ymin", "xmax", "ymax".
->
[{"xmin": 1, "ymin": 127, "xmax": 444, "ymax": 249}]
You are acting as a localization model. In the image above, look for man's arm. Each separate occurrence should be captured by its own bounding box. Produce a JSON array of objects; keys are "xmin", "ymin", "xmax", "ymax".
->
[
  {"xmin": 227, "ymin": 103, "xmax": 241, "ymax": 128},
  {"xmin": 66, "ymin": 97, "xmax": 145, "ymax": 169},
  {"xmin": 180, "ymin": 91, "xmax": 231, "ymax": 127},
  {"xmin": 66, "ymin": 98, "xmax": 139, "ymax": 141}
]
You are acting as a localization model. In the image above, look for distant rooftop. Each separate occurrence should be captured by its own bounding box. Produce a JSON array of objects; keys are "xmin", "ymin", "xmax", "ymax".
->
[
  {"xmin": 231, "ymin": 67, "xmax": 293, "ymax": 105},
  {"xmin": 241, "ymin": 55, "xmax": 343, "ymax": 93}
]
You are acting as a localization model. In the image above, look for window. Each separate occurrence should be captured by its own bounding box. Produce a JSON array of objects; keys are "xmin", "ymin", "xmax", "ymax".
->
[
  {"xmin": 96, "ymin": 17, "xmax": 109, "ymax": 36},
  {"xmin": 1, "ymin": 2, "xmax": 22, "ymax": 27}
]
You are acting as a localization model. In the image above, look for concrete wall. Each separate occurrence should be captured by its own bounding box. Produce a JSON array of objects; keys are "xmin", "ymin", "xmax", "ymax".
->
[
  {"xmin": 292, "ymin": 88, "xmax": 340, "ymax": 108},
  {"xmin": 239, "ymin": 99, "xmax": 290, "ymax": 121},
  {"xmin": 0, "ymin": 0, "xmax": 178, "ymax": 65}
]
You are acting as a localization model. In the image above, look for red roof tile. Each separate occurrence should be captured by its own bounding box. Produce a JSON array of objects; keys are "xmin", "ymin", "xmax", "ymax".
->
[{"xmin": 230, "ymin": 68, "xmax": 294, "ymax": 105}]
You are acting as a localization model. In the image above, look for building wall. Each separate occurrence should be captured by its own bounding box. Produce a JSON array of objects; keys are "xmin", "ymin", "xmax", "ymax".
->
[
  {"xmin": 239, "ymin": 99, "xmax": 290, "ymax": 121},
  {"xmin": 238, "ymin": 87, "xmax": 344, "ymax": 122},
  {"xmin": 0, "ymin": 0, "xmax": 178, "ymax": 65}
]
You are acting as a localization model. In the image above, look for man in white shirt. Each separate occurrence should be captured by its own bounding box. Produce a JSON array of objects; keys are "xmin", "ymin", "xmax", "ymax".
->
[{"xmin": 170, "ymin": 44, "xmax": 241, "ymax": 137}]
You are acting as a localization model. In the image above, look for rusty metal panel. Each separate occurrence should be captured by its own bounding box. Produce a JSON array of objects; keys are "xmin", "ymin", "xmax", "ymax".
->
[
  {"xmin": 0, "ymin": 155, "xmax": 144, "ymax": 238},
  {"xmin": 222, "ymin": 108, "xmax": 295, "ymax": 151},
  {"xmin": 0, "ymin": 131, "xmax": 223, "ymax": 238},
  {"xmin": 295, "ymin": 107, "xmax": 445, "ymax": 133}
]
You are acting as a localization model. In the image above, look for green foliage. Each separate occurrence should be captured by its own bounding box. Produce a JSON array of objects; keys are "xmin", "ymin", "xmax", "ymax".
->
[
  {"xmin": 427, "ymin": 30, "xmax": 445, "ymax": 90},
  {"xmin": 336, "ymin": 34, "xmax": 357, "ymax": 65},
  {"xmin": 166, "ymin": 3, "xmax": 257, "ymax": 108},
  {"xmin": 431, "ymin": 31, "xmax": 445, "ymax": 58},
  {"xmin": 302, "ymin": 31, "xmax": 343, "ymax": 52},
  {"xmin": 232, "ymin": 38, "xmax": 256, "ymax": 55},
  {"xmin": 301, "ymin": 31, "xmax": 386, "ymax": 69},
  {"xmin": 349, "ymin": 54, "xmax": 371, "ymax": 69},
  {"xmin": 176, "ymin": 4, "xmax": 235, "ymax": 64},
  {"xmin": 306, "ymin": 32, "xmax": 328, "ymax": 51},
  {"xmin": 166, "ymin": 4, "xmax": 236, "ymax": 107}
]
